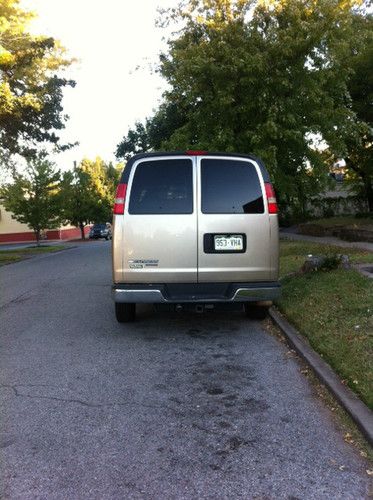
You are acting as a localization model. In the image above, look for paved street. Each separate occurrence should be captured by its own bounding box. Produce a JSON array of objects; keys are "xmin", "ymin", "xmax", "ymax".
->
[{"xmin": 0, "ymin": 242, "xmax": 371, "ymax": 499}]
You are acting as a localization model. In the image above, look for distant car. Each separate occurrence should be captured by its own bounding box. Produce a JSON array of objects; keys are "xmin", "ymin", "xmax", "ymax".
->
[{"xmin": 89, "ymin": 223, "xmax": 112, "ymax": 240}]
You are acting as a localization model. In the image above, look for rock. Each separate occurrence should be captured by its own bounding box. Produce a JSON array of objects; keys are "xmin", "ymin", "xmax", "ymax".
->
[
  {"xmin": 301, "ymin": 254, "xmax": 350, "ymax": 273},
  {"xmin": 339, "ymin": 254, "xmax": 351, "ymax": 269},
  {"xmin": 301, "ymin": 255, "xmax": 327, "ymax": 272}
]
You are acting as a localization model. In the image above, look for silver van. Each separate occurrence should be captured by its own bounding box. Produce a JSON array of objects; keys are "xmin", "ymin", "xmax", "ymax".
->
[{"xmin": 112, "ymin": 152, "xmax": 280, "ymax": 322}]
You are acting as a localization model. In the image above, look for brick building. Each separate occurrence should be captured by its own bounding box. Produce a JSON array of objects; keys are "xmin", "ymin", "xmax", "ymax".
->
[{"xmin": 0, "ymin": 204, "xmax": 88, "ymax": 243}]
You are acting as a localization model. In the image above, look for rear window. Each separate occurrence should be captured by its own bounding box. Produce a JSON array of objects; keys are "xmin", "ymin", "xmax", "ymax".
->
[
  {"xmin": 129, "ymin": 159, "xmax": 193, "ymax": 214},
  {"xmin": 201, "ymin": 159, "xmax": 264, "ymax": 214}
]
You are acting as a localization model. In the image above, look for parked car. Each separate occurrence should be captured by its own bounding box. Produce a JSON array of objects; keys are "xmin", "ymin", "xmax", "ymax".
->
[
  {"xmin": 89, "ymin": 223, "xmax": 112, "ymax": 240},
  {"xmin": 112, "ymin": 152, "xmax": 280, "ymax": 322}
]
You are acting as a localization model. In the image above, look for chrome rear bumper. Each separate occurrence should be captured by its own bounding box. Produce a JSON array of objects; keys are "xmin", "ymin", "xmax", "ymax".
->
[{"xmin": 113, "ymin": 282, "xmax": 280, "ymax": 303}]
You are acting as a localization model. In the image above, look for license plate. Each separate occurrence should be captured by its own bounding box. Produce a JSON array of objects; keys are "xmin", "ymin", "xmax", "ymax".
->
[{"xmin": 214, "ymin": 235, "xmax": 243, "ymax": 251}]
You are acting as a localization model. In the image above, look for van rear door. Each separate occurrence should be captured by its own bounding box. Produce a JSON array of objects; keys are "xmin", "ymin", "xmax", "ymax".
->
[
  {"xmin": 197, "ymin": 156, "xmax": 271, "ymax": 282},
  {"xmin": 123, "ymin": 156, "xmax": 197, "ymax": 283}
]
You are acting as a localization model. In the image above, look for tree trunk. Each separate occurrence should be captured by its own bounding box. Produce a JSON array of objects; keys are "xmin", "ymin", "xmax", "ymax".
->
[
  {"xmin": 79, "ymin": 222, "xmax": 85, "ymax": 240},
  {"xmin": 364, "ymin": 179, "xmax": 373, "ymax": 213},
  {"xmin": 34, "ymin": 229, "xmax": 41, "ymax": 247}
]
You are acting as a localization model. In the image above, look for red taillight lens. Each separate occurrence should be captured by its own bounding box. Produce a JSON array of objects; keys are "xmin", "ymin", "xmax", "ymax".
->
[
  {"xmin": 265, "ymin": 183, "xmax": 278, "ymax": 214},
  {"xmin": 185, "ymin": 150, "xmax": 208, "ymax": 155},
  {"xmin": 113, "ymin": 183, "xmax": 127, "ymax": 215}
]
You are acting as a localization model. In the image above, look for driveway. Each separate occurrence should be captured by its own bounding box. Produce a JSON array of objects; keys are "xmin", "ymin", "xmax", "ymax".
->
[{"xmin": 0, "ymin": 242, "xmax": 371, "ymax": 499}]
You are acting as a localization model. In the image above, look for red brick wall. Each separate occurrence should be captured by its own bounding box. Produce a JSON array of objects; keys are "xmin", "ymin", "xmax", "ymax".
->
[
  {"xmin": 57, "ymin": 227, "xmax": 90, "ymax": 240},
  {"xmin": 0, "ymin": 231, "xmax": 36, "ymax": 243},
  {"xmin": 0, "ymin": 226, "xmax": 90, "ymax": 244}
]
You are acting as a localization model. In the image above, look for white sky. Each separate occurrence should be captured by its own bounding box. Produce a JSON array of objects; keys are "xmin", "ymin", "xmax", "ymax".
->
[{"xmin": 21, "ymin": 0, "xmax": 176, "ymax": 170}]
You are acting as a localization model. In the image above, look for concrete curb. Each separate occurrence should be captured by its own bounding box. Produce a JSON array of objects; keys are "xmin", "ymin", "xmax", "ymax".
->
[{"xmin": 269, "ymin": 307, "xmax": 373, "ymax": 446}]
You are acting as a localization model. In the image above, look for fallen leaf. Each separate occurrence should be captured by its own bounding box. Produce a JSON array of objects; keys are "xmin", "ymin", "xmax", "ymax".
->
[{"xmin": 344, "ymin": 433, "xmax": 354, "ymax": 444}]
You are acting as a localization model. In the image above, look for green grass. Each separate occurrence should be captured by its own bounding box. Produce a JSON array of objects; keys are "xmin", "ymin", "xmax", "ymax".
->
[
  {"xmin": 278, "ymin": 241, "xmax": 373, "ymax": 408},
  {"xmin": 309, "ymin": 216, "xmax": 373, "ymax": 228},
  {"xmin": 0, "ymin": 245, "xmax": 67, "ymax": 265},
  {"xmin": 280, "ymin": 241, "xmax": 373, "ymax": 278}
]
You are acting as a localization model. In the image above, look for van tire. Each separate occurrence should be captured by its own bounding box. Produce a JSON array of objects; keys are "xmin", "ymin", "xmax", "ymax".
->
[
  {"xmin": 115, "ymin": 302, "xmax": 136, "ymax": 323},
  {"xmin": 244, "ymin": 303, "xmax": 268, "ymax": 320}
]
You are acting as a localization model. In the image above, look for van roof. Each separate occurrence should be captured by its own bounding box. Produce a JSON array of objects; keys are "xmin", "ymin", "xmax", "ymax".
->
[{"xmin": 119, "ymin": 152, "xmax": 271, "ymax": 184}]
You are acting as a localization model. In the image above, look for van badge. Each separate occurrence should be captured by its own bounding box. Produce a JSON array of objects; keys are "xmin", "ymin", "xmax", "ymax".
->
[{"xmin": 129, "ymin": 259, "xmax": 159, "ymax": 269}]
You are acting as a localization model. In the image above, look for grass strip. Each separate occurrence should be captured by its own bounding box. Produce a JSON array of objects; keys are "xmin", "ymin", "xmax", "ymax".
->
[
  {"xmin": 278, "ymin": 241, "xmax": 373, "ymax": 409},
  {"xmin": 0, "ymin": 245, "xmax": 67, "ymax": 265}
]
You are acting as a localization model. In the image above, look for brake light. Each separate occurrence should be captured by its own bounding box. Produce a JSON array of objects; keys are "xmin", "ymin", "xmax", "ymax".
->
[
  {"xmin": 185, "ymin": 150, "xmax": 207, "ymax": 155},
  {"xmin": 265, "ymin": 183, "xmax": 278, "ymax": 214},
  {"xmin": 113, "ymin": 183, "xmax": 127, "ymax": 215}
]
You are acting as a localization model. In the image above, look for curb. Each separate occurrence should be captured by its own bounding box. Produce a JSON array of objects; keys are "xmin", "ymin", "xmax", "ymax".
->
[{"xmin": 269, "ymin": 307, "xmax": 373, "ymax": 446}]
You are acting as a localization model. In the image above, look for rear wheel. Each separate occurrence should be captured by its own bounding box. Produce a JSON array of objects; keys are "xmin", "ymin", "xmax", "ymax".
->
[
  {"xmin": 244, "ymin": 303, "xmax": 269, "ymax": 320},
  {"xmin": 115, "ymin": 302, "xmax": 136, "ymax": 323}
]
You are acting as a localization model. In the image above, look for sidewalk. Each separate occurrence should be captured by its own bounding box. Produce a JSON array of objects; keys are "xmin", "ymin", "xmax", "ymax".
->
[{"xmin": 280, "ymin": 230, "xmax": 373, "ymax": 252}]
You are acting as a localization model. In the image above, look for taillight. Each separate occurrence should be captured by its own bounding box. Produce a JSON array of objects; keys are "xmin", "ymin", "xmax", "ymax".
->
[
  {"xmin": 265, "ymin": 182, "xmax": 278, "ymax": 214},
  {"xmin": 113, "ymin": 183, "xmax": 127, "ymax": 215},
  {"xmin": 185, "ymin": 150, "xmax": 207, "ymax": 155}
]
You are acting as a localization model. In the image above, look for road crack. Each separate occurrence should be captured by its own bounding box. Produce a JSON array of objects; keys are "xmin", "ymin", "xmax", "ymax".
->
[{"xmin": 0, "ymin": 383, "xmax": 175, "ymax": 412}]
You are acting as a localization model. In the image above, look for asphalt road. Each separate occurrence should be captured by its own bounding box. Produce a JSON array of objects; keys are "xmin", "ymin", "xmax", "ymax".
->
[{"xmin": 0, "ymin": 242, "xmax": 371, "ymax": 499}]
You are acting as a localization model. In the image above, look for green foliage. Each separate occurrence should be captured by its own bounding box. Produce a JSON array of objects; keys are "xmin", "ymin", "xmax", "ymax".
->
[
  {"xmin": 344, "ymin": 24, "xmax": 373, "ymax": 212},
  {"xmin": 319, "ymin": 254, "xmax": 343, "ymax": 271},
  {"xmin": 116, "ymin": 102, "xmax": 189, "ymax": 160},
  {"xmin": 117, "ymin": 0, "xmax": 372, "ymax": 216},
  {"xmin": 116, "ymin": 122, "xmax": 149, "ymax": 160},
  {"xmin": 0, "ymin": 156, "xmax": 61, "ymax": 244},
  {"xmin": 59, "ymin": 157, "xmax": 121, "ymax": 238},
  {"xmin": 0, "ymin": 0, "xmax": 76, "ymax": 158}
]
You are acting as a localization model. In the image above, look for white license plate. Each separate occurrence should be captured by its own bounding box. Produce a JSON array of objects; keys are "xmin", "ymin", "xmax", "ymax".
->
[{"xmin": 214, "ymin": 235, "xmax": 243, "ymax": 251}]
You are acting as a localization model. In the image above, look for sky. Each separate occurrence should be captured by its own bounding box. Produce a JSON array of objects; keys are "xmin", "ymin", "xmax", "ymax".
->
[{"xmin": 22, "ymin": 0, "xmax": 176, "ymax": 170}]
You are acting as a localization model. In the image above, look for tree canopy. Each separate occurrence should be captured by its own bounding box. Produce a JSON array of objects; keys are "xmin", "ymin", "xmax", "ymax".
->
[
  {"xmin": 59, "ymin": 157, "xmax": 121, "ymax": 239},
  {"xmin": 344, "ymin": 22, "xmax": 373, "ymax": 211},
  {"xmin": 0, "ymin": 156, "xmax": 61, "ymax": 244},
  {"xmin": 0, "ymin": 0, "xmax": 75, "ymax": 159},
  {"xmin": 117, "ymin": 0, "xmax": 373, "ymax": 216}
]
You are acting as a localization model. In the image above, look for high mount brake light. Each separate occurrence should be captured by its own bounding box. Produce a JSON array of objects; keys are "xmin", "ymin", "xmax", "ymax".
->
[
  {"xmin": 265, "ymin": 183, "xmax": 278, "ymax": 214},
  {"xmin": 185, "ymin": 150, "xmax": 208, "ymax": 155},
  {"xmin": 113, "ymin": 183, "xmax": 127, "ymax": 215}
]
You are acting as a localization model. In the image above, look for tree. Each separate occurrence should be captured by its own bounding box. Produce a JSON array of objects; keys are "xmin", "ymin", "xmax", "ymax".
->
[
  {"xmin": 117, "ymin": 0, "xmax": 371, "ymax": 219},
  {"xmin": 0, "ymin": 0, "xmax": 75, "ymax": 158},
  {"xmin": 0, "ymin": 157, "xmax": 61, "ymax": 245},
  {"xmin": 59, "ymin": 157, "xmax": 121, "ymax": 239},
  {"xmin": 59, "ymin": 167, "xmax": 98, "ymax": 240},
  {"xmin": 80, "ymin": 157, "xmax": 121, "ymax": 222},
  {"xmin": 116, "ymin": 102, "xmax": 189, "ymax": 160},
  {"xmin": 344, "ymin": 26, "xmax": 373, "ymax": 212}
]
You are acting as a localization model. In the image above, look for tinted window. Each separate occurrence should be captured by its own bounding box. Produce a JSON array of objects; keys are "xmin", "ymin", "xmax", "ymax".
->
[
  {"xmin": 129, "ymin": 159, "xmax": 193, "ymax": 214},
  {"xmin": 201, "ymin": 159, "xmax": 264, "ymax": 214}
]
